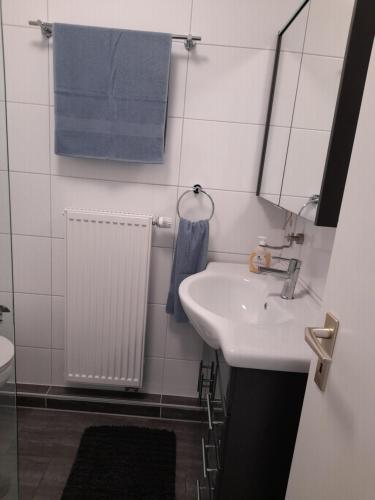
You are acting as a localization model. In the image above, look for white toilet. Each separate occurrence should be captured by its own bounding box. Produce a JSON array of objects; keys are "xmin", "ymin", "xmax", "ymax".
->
[{"xmin": 0, "ymin": 336, "xmax": 14, "ymax": 387}]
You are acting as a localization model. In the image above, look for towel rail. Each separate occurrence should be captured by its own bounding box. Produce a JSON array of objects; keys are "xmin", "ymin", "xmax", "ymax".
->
[
  {"xmin": 177, "ymin": 184, "xmax": 215, "ymax": 221},
  {"xmin": 28, "ymin": 20, "xmax": 201, "ymax": 50}
]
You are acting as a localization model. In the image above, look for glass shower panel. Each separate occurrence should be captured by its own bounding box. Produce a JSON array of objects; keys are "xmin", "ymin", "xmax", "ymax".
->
[{"xmin": 0, "ymin": 3, "xmax": 18, "ymax": 499}]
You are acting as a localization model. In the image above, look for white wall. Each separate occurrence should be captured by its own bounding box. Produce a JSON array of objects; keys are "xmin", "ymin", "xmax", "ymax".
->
[
  {"xmin": 2, "ymin": 0, "xmax": 311, "ymax": 396},
  {"xmin": 283, "ymin": 216, "xmax": 336, "ymax": 301}
]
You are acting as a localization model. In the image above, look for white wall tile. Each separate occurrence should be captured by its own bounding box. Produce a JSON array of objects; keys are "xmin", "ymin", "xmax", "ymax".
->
[
  {"xmin": 0, "ymin": 103, "xmax": 8, "ymax": 170},
  {"xmin": 283, "ymin": 217, "xmax": 336, "ymax": 300},
  {"xmin": 166, "ymin": 317, "xmax": 204, "ymax": 361},
  {"xmin": 51, "ymin": 348, "xmax": 64, "ymax": 385},
  {"xmin": 0, "ymin": 171, "xmax": 11, "ymax": 234},
  {"xmin": 10, "ymin": 172, "xmax": 51, "ymax": 236},
  {"xmin": 176, "ymin": 188, "xmax": 285, "ymax": 254},
  {"xmin": 3, "ymin": 26, "xmax": 49, "ymax": 105},
  {"xmin": 168, "ymin": 44, "xmax": 189, "ymax": 118},
  {"xmin": 186, "ymin": 45, "xmax": 268, "ymax": 124},
  {"xmin": 298, "ymin": 220, "xmax": 336, "ymax": 300},
  {"xmin": 14, "ymin": 293, "xmax": 51, "ymax": 348},
  {"xmin": 142, "ymin": 356, "xmax": 164, "ymax": 394},
  {"xmin": 185, "ymin": 46, "xmax": 300, "ymax": 126},
  {"xmin": 51, "ymin": 176, "xmax": 177, "ymax": 248},
  {"xmin": 304, "ymin": 0, "xmax": 355, "ymax": 58},
  {"xmin": 52, "ymin": 295, "xmax": 64, "ymax": 349},
  {"xmin": 292, "ymin": 54, "xmax": 343, "ymax": 131},
  {"xmin": 191, "ymin": 0, "xmax": 307, "ymax": 50},
  {"xmin": 281, "ymin": 128, "xmax": 330, "ymax": 198},
  {"xmin": 181, "ymin": 121, "xmax": 290, "ymax": 195},
  {"xmin": 12, "ymin": 235, "xmax": 51, "ymax": 294},
  {"xmin": 50, "ymin": 113, "xmax": 182, "ymax": 186},
  {"xmin": 51, "ymin": 238, "xmax": 65, "ymax": 296},
  {"xmin": 2, "ymin": 0, "xmax": 47, "ymax": 27},
  {"xmin": 16, "ymin": 346, "xmax": 51, "ymax": 385},
  {"xmin": 48, "ymin": 0, "xmax": 192, "ymax": 34},
  {"xmin": 0, "ymin": 37, "xmax": 4, "ymax": 102},
  {"xmin": 0, "ymin": 234, "xmax": 13, "ymax": 292},
  {"xmin": 145, "ymin": 304, "xmax": 167, "ymax": 358},
  {"xmin": 7, "ymin": 103, "xmax": 50, "ymax": 174},
  {"xmin": 148, "ymin": 247, "xmax": 173, "ymax": 305},
  {"xmin": 163, "ymin": 358, "xmax": 200, "ymax": 397},
  {"xmin": 180, "ymin": 120, "xmax": 263, "ymax": 192},
  {"xmin": 207, "ymin": 251, "xmax": 248, "ymax": 265}
]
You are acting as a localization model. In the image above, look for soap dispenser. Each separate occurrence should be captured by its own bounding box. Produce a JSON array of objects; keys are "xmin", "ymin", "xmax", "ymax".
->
[{"xmin": 249, "ymin": 236, "xmax": 272, "ymax": 273}]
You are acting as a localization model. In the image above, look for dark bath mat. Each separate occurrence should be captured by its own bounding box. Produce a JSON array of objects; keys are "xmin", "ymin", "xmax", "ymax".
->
[{"xmin": 61, "ymin": 426, "xmax": 176, "ymax": 500}]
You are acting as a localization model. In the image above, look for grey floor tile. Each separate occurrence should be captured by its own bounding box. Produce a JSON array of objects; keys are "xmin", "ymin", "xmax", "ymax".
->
[
  {"xmin": 18, "ymin": 456, "xmax": 50, "ymax": 499},
  {"xmin": 18, "ymin": 408, "xmax": 203, "ymax": 500}
]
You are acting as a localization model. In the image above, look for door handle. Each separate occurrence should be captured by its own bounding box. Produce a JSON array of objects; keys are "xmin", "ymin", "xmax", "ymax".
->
[
  {"xmin": 305, "ymin": 313, "xmax": 339, "ymax": 391},
  {"xmin": 305, "ymin": 327, "xmax": 334, "ymax": 362}
]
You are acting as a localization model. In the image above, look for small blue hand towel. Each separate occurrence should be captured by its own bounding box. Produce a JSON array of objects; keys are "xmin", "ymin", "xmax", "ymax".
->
[
  {"xmin": 166, "ymin": 218, "xmax": 209, "ymax": 323},
  {"xmin": 53, "ymin": 23, "xmax": 172, "ymax": 163}
]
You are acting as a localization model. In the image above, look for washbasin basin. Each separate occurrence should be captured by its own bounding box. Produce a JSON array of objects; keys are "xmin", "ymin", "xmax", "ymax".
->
[
  {"xmin": 179, "ymin": 262, "xmax": 322, "ymax": 372},
  {"xmin": 185, "ymin": 272, "xmax": 293, "ymax": 326}
]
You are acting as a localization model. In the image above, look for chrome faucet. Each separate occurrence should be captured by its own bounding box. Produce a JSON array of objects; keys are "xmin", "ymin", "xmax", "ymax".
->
[{"xmin": 258, "ymin": 257, "xmax": 302, "ymax": 300}]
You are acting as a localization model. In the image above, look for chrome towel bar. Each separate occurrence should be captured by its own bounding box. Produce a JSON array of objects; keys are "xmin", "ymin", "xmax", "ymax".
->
[{"xmin": 28, "ymin": 20, "xmax": 201, "ymax": 50}]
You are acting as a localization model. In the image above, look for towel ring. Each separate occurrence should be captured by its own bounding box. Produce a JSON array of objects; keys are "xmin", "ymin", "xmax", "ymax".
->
[{"xmin": 177, "ymin": 184, "xmax": 215, "ymax": 221}]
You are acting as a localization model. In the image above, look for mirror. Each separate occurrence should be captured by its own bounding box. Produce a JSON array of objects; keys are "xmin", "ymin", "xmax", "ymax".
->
[{"xmin": 257, "ymin": 0, "xmax": 374, "ymax": 227}]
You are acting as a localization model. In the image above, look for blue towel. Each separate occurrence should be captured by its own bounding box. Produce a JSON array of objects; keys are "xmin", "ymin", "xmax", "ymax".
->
[
  {"xmin": 53, "ymin": 23, "xmax": 172, "ymax": 163},
  {"xmin": 166, "ymin": 218, "xmax": 209, "ymax": 323}
]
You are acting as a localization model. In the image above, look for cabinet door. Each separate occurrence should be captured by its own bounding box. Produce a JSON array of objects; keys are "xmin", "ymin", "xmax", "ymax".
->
[{"xmin": 217, "ymin": 368, "xmax": 307, "ymax": 500}]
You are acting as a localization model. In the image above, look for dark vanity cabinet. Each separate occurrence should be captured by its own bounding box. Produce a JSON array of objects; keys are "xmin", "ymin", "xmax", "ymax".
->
[{"xmin": 197, "ymin": 353, "xmax": 307, "ymax": 500}]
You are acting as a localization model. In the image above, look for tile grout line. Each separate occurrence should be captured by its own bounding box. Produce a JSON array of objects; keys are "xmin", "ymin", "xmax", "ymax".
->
[
  {"xmin": 17, "ymin": 405, "xmax": 204, "ymax": 424},
  {"xmin": 4, "ymin": 100, "xmax": 336, "ymax": 132},
  {"xmin": 44, "ymin": 0, "xmax": 54, "ymax": 389},
  {"xmin": 0, "ymin": 171, "xmax": 268, "ymax": 194},
  {"xmin": 17, "ymin": 387, "xmax": 204, "ymax": 411},
  {"xmin": 278, "ymin": 2, "xmax": 312, "ymax": 209},
  {"xmin": 2, "ymin": 22, "xmax": 345, "ymax": 59},
  {"xmin": 160, "ymin": 0, "xmax": 196, "ymax": 402}
]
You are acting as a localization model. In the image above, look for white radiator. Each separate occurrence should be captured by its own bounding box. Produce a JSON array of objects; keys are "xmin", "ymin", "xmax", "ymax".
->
[{"xmin": 65, "ymin": 209, "xmax": 153, "ymax": 388}]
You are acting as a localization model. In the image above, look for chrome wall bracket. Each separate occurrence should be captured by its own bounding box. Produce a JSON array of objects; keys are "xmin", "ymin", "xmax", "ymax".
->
[
  {"xmin": 305, "ymin": 312, "xmax": 339, "ymax": 391},
  {"xmin": 28, "ymin": 20, "xmax": 201, "ymax": 50}
]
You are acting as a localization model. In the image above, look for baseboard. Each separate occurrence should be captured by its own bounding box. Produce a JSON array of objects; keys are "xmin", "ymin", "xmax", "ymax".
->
[{"xmin": 16, "ymin": 384, "xmax": 206, "ymax": 422}]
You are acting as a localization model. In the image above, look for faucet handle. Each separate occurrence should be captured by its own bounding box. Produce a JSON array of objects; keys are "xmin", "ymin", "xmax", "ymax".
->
[{"xmin": 272, "ymin": 256, "xmax": 302, "ymax": 273}]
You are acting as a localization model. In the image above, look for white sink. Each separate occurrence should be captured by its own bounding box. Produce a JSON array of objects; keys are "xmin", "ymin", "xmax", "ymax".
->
[{"xmin": 179, "ymin": 262, "xmax": 322, "ymax": 372}]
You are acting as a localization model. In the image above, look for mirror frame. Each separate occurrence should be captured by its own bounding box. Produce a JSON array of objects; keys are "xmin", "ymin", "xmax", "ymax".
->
[{"xmin": 256, "ymin": 0, "xmax": 374, "ymax": 227}]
